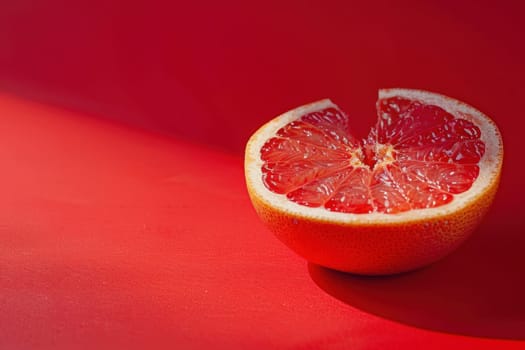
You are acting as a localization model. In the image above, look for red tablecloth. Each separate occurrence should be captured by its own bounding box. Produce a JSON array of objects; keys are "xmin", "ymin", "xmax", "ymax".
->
[{"xmin": 0, "ymin": 1, "xmax": 524, "ymax": 349}]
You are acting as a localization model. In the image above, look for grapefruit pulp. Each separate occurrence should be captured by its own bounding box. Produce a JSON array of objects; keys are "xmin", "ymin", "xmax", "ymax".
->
[{"xmin": 245, "ymin": 89, "xmax": 503, "ymax": 275}]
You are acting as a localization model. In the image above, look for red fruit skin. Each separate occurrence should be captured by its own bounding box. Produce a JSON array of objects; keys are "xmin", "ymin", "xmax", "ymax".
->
[{"xmin": 247, "ymin": 170, "xmax": 501, "ymax": 275}]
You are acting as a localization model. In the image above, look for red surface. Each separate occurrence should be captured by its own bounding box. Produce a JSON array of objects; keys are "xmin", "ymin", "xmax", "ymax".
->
[{"xmin": 1, "ymin": 1, "xmax": 524, "ymax": 349}]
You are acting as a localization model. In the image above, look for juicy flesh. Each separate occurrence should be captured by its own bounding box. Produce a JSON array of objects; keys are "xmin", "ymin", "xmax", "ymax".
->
[{"xmin": 260, "ymin": 97, "xmax": 485, "ymax": 214}]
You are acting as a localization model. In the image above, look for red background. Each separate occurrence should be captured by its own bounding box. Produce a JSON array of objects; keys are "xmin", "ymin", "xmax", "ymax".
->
[{"xmin": 1, "ymin": 1, "xmax": 524, "ymax": 348}]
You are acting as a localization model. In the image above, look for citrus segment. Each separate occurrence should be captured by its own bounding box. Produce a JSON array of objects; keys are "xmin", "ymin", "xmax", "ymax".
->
[{"xmin": 260, "ymin": 96, "xmax": 485, "ymax": 213}]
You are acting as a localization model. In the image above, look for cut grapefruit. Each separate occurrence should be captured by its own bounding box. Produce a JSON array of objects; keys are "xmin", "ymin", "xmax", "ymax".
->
[{"xmin": 245, "ymin": 88, "xmax": 503, "ymax": 275}]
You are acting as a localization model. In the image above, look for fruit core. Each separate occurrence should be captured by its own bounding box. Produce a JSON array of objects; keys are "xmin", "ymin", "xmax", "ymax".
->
[
  {"xmin": 360, "ymin": 143, "xmax": 396, "ymax": 170},
  {"xmin": 260, "ymin": 97, "xmax": 485, "ymax": 214}
]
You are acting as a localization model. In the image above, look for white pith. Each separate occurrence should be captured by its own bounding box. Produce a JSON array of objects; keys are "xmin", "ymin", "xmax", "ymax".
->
[{"xmin": 245, "ymin": 88, "xmax": 503, "ymax": 224}]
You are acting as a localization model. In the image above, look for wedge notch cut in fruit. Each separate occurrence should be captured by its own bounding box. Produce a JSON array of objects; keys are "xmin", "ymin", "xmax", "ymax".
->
[{"xmin": 245, "ymin": 89, "xmax": 503, "ymax": 275}]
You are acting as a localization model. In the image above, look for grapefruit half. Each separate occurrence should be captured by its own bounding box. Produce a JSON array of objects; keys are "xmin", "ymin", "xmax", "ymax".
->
[{"xmin": 245, "ymin": 89, "xmax": 503, "ymax": 275}]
